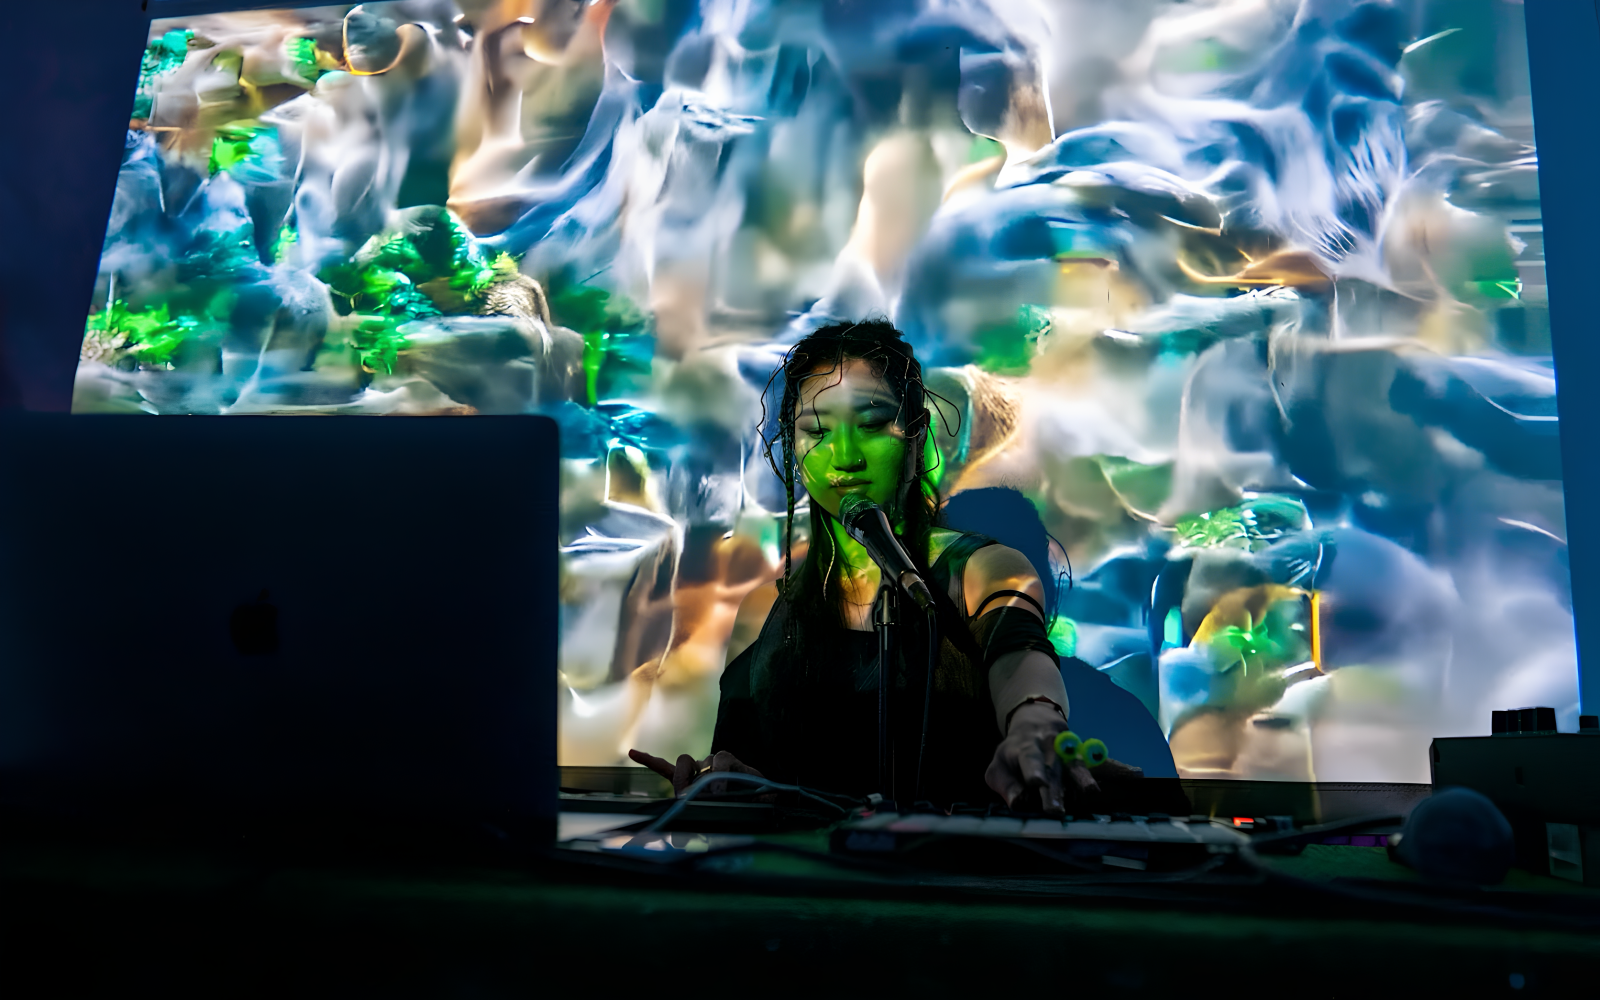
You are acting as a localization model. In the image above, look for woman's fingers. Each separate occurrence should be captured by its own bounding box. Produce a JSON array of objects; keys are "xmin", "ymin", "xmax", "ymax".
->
[
  {"xmin": 1064, "ymin": 760, "xmax": 1100, "ymax": 796},
  {"xmin": 1016, "ymin": 741, "xmax": 1064, "ymax": 815},
  {"xmin": 627, "ymin": 748, "xmax": 677, "ymax": 781},
  {"xmin": 984, "ymin": 729, "xmax": 1123, "ymax": 813},
  {"xmin": 704, "ymin": 750, "xmax": 771, "ymax": 798},
  {"xmin": 633, "ymin": 748, "xmax": 780, "ymax": 798},
  {"xmin": 711, "ymin": 750, "xmax": 764, "ymax": 777},
  {"xmin": 672, "ymin": 753, "xmax": 701, "ymax": 796},
  {"xmin": 985, "ymin": 754, "xmax": 1026, "ymax": 808}
]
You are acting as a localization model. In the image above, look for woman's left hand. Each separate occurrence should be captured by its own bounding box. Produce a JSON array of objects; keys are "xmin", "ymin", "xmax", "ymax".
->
[{"xmin": 628, "ymin": 748, "xmax": 766, "ymax": 797}]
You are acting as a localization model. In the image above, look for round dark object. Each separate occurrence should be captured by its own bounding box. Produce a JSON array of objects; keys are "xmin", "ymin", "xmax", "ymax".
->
[{"xmin": 1398, "ymin": 788, "xmax": 1515, "ymax": 885}]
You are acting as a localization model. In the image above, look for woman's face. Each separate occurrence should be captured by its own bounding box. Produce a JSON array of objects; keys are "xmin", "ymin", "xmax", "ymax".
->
[{"xmin": 794, "ymin": 358, "xmax": 908, "ymax": 519}]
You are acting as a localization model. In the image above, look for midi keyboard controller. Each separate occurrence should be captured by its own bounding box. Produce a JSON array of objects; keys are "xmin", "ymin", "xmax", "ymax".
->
[{"xmin": 831, "ymin": 811, "xmax": 1252, "ymax": 872}]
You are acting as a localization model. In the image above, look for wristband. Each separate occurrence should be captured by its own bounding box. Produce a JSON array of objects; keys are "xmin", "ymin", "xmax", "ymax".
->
[{"xmin": 1005, "ymin": 695, "xmax": 1066, "ymax": 731}]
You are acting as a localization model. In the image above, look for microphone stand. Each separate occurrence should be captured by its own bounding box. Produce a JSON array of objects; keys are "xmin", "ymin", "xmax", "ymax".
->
[{"xmin": 873, "ymin": 582, "xmax": 897, "ymax": 802}]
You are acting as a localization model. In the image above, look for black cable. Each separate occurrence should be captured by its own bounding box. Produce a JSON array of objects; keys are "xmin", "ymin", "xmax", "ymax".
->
[
  {"xmin": 1046, "ymin": 531, "xmax": 1073, "ymax": 596},
  {"xmin": 913, "ymin": 605, "xmax": 938, "ymax": 801},
  {"xmin": 707, "ymin": 836, "xmax": 1600, "ymax": 921},
  {"xmin": 690, "ymin": 838, "xmax": 914, "ymax": 877},
  {"xmin": 1247, "ymin": 813, "xmax": 1403, "ymax": 852},
  {"xmin": 595, "ymin": 821, "xmax": 1600, "ymax": 928},
  {"xmin": 697, "ymin": 836, "xmax": 1229, "ymax": 885},
  {"xmin": 995, "ymin": 837, "xmax": 1102, "ymax": 873},
  {"xmin": 559, "ymin": 837, "xmax": 1600, "ymax": 931},
  {"xmin": 602, "ymin": 826, "xmax": 1232, "ymax": 886},
  {"xmin": 611, "ymin": 827, "xmax": 1239, "ymax": 890},
  {"xmin": 630, "ymin": 773, "xmax": 861, "ymax": 843}
]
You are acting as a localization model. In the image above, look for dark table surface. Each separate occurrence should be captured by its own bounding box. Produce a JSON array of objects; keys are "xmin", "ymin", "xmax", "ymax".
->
[{"xmin": 6, "ymin": 806, "xmax": 1599, "ymax": 998}]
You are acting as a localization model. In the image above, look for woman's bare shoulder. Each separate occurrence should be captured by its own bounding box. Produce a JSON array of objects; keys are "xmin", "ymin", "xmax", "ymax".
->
[{"xmin": 962, "ymin": 543, "xmax": 1045, "ymax": 618}]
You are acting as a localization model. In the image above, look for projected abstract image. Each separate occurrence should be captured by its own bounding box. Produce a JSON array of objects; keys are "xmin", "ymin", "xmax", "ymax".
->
[{"xmin": 79, "ymin": 0, "xmax": 1570, "ymax": 783}]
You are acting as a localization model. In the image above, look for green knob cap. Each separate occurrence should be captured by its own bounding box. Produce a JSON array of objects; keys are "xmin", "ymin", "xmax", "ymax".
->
[
  {"xmin": 1054, "ymin": 730, "xmax": 1083, "ymax": 765},
  {"xmin": 1081, "ymin": 737, "xmax": 1108, "ymax": 768}
]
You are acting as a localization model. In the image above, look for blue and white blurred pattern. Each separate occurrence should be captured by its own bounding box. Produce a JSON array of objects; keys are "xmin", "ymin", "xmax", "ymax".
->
[{"xmin": 79, "ymin": 1, "xmax": 1569, "ymax": 782}]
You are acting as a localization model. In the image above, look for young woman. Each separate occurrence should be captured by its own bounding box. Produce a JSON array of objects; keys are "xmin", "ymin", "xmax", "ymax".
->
[{"xmin": 631, "ymin": 321, "xmax": 1121, "ymax": 811}]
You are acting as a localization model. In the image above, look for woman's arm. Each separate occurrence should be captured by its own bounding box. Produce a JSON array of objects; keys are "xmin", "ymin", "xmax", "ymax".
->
[
  {"xmin": 964, "ymin": 543, "xmax": 1089, "ymax": 813},
  {"xmin": 964, "ymin": 544, "xmax": 1070, "ymax": 731}
]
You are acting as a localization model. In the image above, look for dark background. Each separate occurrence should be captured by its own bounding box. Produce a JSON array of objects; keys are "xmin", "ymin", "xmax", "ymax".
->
[{"xmin": 1, "ymin": 0, "xmax": 1596, "ymax": 714}]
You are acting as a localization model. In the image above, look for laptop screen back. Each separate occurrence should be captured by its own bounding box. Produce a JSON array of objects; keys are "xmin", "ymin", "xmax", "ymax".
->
[{"xmin": 0, "ymin": 414, "xmax": 557, "ymax": 839}]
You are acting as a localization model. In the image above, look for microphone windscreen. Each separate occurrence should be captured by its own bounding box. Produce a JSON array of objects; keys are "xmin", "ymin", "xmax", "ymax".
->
[{"xmin": 838, "ymin": 492, "xmax": 879, "ymax": 528}]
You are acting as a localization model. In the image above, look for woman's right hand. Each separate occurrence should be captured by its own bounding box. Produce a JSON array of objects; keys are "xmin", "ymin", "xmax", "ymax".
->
[{"xmin": 627, "ymin": 748, "xmax": 766, "ymax": 797}]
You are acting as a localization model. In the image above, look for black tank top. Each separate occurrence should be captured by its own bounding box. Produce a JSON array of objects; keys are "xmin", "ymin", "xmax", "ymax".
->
[{"xmin": 712, "ymin": 531, "xmax": 1024, "ymax": 807}]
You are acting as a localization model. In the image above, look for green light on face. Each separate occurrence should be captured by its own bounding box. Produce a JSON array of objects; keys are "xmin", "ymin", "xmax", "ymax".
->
[{"xmin": 798, "ymin": 415, "xmax": 907, "ymax": 517}]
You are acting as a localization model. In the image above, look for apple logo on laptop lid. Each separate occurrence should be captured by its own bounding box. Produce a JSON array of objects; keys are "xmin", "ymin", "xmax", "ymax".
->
[{"xmin": 230, "ymin": 590, "xmax": 279, "ymax": 657}]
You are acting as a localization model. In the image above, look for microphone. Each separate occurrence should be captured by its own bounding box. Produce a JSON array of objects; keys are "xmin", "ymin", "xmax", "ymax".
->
[{"xmin": 837, "ymin": 494, "xmax": 935, "ymax": 612}]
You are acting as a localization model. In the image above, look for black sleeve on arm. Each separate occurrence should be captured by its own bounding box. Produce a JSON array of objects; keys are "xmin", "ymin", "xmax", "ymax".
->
[{"xmin": 970, "ymin": 605, "xmax": 1058, "ymax": 673}]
